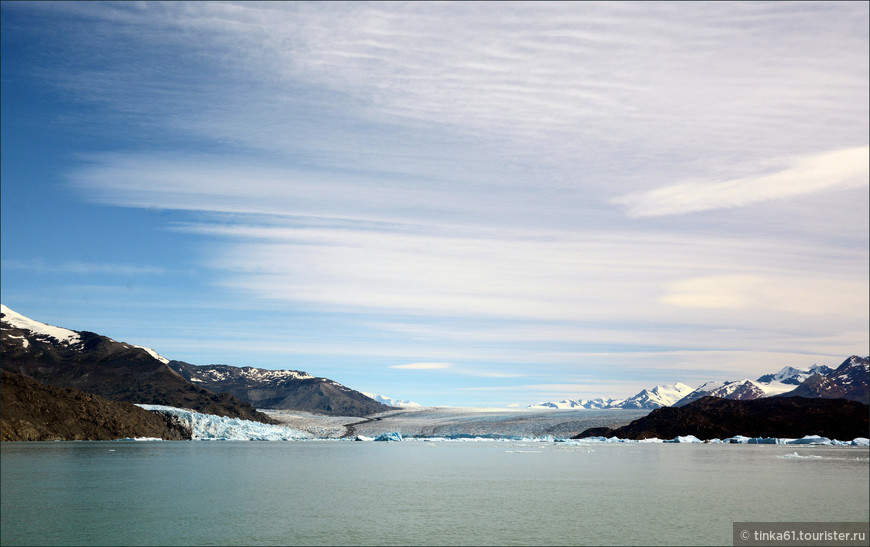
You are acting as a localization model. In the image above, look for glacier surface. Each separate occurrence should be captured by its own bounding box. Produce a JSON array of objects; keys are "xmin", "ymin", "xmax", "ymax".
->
[
  {"xmin": 137, "ymin": 405, "xmax": 313, "ymax": 440},
  {"xmin": 138, "ymin": 404, "xmax": 869, "ymax": 446}
]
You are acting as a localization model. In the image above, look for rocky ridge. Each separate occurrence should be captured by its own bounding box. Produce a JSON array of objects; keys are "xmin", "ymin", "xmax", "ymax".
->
[
  {"xmin": 1, "ymin": 305, "xmax": 273, "ymax": 423},
  {"xmin": 574, "ymin": 396, "xmax": 870, "ymax": 441},
  {"xmin": 1, "ymin": 369, "xmax": 191, "ymax": 441},
  {"xmin": 169, "ymin": 361, "xmax": 393, "ymax": 417}
]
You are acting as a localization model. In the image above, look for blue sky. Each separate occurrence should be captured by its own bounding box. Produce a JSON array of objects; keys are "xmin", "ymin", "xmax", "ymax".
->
[{"xmin": 1, "ymin": 1, "xmax": 868, "ymax": 407}]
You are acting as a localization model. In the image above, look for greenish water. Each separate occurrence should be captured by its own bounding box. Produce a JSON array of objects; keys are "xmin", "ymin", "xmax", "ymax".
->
[{"xmin": 2, "ymin": 441, "xmax": 867, "ymax": 546}]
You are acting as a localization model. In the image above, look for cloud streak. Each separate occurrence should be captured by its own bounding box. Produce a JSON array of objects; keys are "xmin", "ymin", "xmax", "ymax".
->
[
  {"xmin": 613, "ymin": 147, "xmax": 870, "ymax": 217},
  {"xmin": 3, "ymin": 1, "xmax": 867, "ymax": 405},
  {"xmin": 391, "ymin": 362, "xmax": 452, "ymax": 370}
]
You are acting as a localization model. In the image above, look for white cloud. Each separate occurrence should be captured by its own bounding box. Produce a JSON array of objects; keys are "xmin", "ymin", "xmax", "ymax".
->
[
  {"xmin": 6, "ymin": 1, "xmax": 866, "ymax": 404},
  {"xmin": 613, "ymin": 147, "xmax": 870, "ymax": 217},
  {"xmin": 1, "ymin": 259, "xmax": 166, "ymax": 276}
]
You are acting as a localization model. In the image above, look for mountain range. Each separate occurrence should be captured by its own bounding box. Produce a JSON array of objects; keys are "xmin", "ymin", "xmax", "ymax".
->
[
  {"xmin": 0, "ymin": 305, "xmax": 393, "ymax": 430},
  {"xmin": 529, "ymin": 383, "xmax": 695, "ymax": 410},
  {"xmin": 2, "ymin": 304, "xmax": 867, "ymax": 443},
  {"xmin": 575, "ymin": 396, "xmax": 869, "ymax": 441},
  {"xmin": 532, "ymin": 357, "xmax": 868, "ymax": 409},
  {"xmin": 168, "ymin": 361, "xmax": 392, "ymax": 416}
]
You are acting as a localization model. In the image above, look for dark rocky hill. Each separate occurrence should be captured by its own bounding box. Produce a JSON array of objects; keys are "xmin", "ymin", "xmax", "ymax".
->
[
  {"xmin": 1, "ymin": 306, "xmax": 274, "ymax": 423},
  {"xmin": 1, "ymin": 370, "xmax": 191, "ymax": 441},
  {"xmin": 574, "ymin": 396, "xmax": 870, "ymax": 441},
  {"xmin": 169, "ymin": 361, "xmax": 393, "ymax": 416}
]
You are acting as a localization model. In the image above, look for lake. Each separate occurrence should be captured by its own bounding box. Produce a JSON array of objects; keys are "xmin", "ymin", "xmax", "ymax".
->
[{"xmin": 2, "ymin": 440, "xmax": 867, "ymax": 546}]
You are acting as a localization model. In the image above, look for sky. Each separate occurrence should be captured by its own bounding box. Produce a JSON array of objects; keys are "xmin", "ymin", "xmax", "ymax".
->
[{"xmin": 1, "ymin": 1, "xmax": 868, "ymax": 407}]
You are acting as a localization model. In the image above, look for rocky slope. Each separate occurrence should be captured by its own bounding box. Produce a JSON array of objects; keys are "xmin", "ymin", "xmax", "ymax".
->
[
  {"xmin": 1, "ymin": 370, "xmax": 191, "ymax": 441},
  {"xmin": 169, "ymin": 362, "xmax": 393, "ymax": 416},
  {"xmin": 672, "ymin": 378, "xmax": 769, "ymax": 407},
  {"xmin": 574, "ymin": 396, "xmax": 870, "ymax": 441},
  {"xmin": 1, "ymin": 305, "xmax": 273, "ymax": 423},
  {"xmin": 780, "ymin": 356, "xmax": 869, "ymax": 404}
]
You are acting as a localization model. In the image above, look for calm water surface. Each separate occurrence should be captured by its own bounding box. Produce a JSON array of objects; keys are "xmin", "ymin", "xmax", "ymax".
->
[{"xmin": 2, "ymin": 441, "xmax": 868, "ymax": 546}]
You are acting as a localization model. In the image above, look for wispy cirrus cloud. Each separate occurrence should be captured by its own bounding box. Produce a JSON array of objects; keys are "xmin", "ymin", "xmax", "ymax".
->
[
  {"xmin": 612, "ymin": 147, "xmax": 870, "ymax": 217},
  {"xmin": 2, "ymin": 259, "xmax": 166, "ymax": 276},
  {"xmin": 3, "ymin": 1, "xmax": 866, "ymax": 405},
  {"xmin": 390, "ymin": 362, "xmax": 452, "ymax": 370}
]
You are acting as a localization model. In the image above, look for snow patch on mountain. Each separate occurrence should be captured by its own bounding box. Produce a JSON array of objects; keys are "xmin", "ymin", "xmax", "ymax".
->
[
  {"xmin": 1, "ymin": 304, "xmax": 82, "ymax": 347},
  {"xmin": 185, "ymin": 366, "xmax": 314, "ymax": 384},
  {"xmin": 833, "ymin": 356, "xmax": 869, "ymax": 386},
  {"xmin": 133, "ymin": 345, "xmax": 170, "ymax": 365}
]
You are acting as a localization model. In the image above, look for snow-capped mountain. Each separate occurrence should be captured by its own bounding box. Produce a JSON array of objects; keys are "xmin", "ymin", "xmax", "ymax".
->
[
  {"xmin": 782, "ymin": 356, "xmax": 869, "ymax": 404},
  {"xmin": 169, "ymin": 362, "xmax": 392, "ymax": 416},
  {"xmin": 674, "ymin": 359, "xmax": 868, "ymax": 407},
  {"xmin": 756, "ymin": 364, "xmax": 833, "ymax": 386},
  {"xmin": 363, "ymin": 393, "xmax": 423, "ymax": 408},
  {"xmin": 619, "ymin": 383, "xmax": 695, "ymax": 409},
  {"xmin": 528, "ymin": 397, "xmax": 625, "ymax": 410},
  {"xmin": 531, "ymin": 358, "xmax": 868, "ymax": 411},
  {"xmin": 1, "ymin": 304, "xmax": 83, "ymax": 347},
  {"xmin": 1, "ymin": 305, "xmax": 268, "ymax": 422},
  {"xmin": 673, "ymin": 379, "xmax": 767, "ymax": 407},
  {"xmin": 1, "ymin": 305, "xmax": 399, "ymax": 418},
  {"xmin": 529, "ymin": 383, "xmax": 693, "ymax": 411}
]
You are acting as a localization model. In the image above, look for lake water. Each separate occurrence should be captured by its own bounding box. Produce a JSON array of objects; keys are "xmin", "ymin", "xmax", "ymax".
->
[{"xmin": 2, "ymin": 440, "xmax": 867, "ymax": 546}]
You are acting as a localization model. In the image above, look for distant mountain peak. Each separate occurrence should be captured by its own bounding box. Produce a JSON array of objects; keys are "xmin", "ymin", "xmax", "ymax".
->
[
  {"xmin": 363, "ymin": 393, "xmax": 422, "ymax": 408},
  {"xmin": 756, "ymin": 364, "xmax": 833, "ymax": 386},
  {"xmin": 529, "ymin": 382, "xmax": 693, "ymax": 410},
  {"xmin": 780, "ymin": 355, "xmax": 869, "ymax": 404}
]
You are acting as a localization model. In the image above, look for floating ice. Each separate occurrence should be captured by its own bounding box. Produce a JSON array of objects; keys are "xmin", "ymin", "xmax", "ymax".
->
[
  {"xmin": 138, "ymin": 404, "xmax": 313, "ymax": 441},
  {"xmin": 571, "ymin": 434, "xmax": 868, "ymax": 445},
  {"xmin": 119, "ymin": 437, "xmax": 163, "ymax": 442},
  {"xmin": 374, "ymin": 432, "xmax": 403, "ymax": 442},
  {"xmin": 665, "ymin": 435, "xmax": 703, "ymax": 443},
  {"xmin": 787, "ymin": 435, "xmax": 832, "ymax": 445},
  {"xmin": 777, "ymin": 452, "xmax": 824, "ymax": 460}
]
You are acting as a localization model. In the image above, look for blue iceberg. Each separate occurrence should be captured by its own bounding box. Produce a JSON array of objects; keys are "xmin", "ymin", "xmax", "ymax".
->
[{"xmin": 374, "ymin": 432, "xmax": 403, "ymax": 442}]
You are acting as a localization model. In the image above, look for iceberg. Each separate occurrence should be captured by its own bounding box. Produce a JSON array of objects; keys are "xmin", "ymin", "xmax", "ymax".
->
[
  {"xmin": 373, "ymin": 432, "xmax": 403, "ymax": 442},
  {"xmin": 665, "ymin": 435, "xmax": 702, "ymax": 443},
  {"xmin": 137, "ymin": 404, "xmax": 313, "ymax": 441},
  {"xmin": 787, "ymin": 435, "xmax": 832, "ymax": 445}
]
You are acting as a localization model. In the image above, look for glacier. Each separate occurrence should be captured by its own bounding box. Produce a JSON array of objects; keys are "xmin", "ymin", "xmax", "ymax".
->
[
  {"xmin": 136, "ymin": 404, "xmax": 869, "ymax": 446},
  {"xmin": 137, "ymin": 405, "xmax": 313, "ymax": 440}
]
